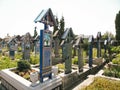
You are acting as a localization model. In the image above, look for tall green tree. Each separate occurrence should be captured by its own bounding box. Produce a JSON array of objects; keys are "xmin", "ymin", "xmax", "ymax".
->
[
  {"xmin": 102, "ymin": 31, "xmax": 114, "ymax": 39},
  {"xmin": 33, "ymin": 27, "xmax": 38, "ymax": 38},
  {"xmin": 115, "ymin": 11, "xmax": 120, "ymax": 40},
  {"xmin": 59, "ymin": 16, "xmax": 65, "ymax": 40},
  {"xmin": 53, "ymin": 16, "xmax": 59, "ymax": 34}
]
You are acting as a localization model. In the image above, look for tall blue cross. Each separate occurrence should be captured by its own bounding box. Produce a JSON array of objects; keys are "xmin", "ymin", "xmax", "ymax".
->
[{"xmin": 34, "ymin": 8, "xmax": 57, "ymax": 83}]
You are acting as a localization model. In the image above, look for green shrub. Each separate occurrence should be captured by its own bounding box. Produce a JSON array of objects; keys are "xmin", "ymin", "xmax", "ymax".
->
[
  {"xmin": 30, "ymin": 55, "xmax": 39, "ymax": 65},
  {"xmin": 112, "ymin": 54, "xmax": 120, "ymax": 64},
  {"xmin": 104, "ymin": 69, "xmax": 113, "ymax": 77},
  {"xmin": 93, "ymin": 48, "xmax": 97, "ymax": 58},
  {"xmin": 104, "ymin": 65, "xmax": 120, "ymax": 78},
  {"xmin": 112, "ymin": 58, "xmax": 119, "ymax": 64},
  {"xmin": 83, "ymin": 50, "xmax": 87, "ymax": 58},
  {"xmin": 15, "ymin": 52, "xmax": 22, "ymax": 59},
  {"xmin": 18, "ymin": 47, "xmax": 22, "ymax": 52},
  {"xmin": 17, "ymin": 60, "xmax": 31, "ymax": 71},
  {"xmin": 111, "ymin": 46, "xmax": 120, "ymax": 54},
  {"xmin": 72, "ymin": 57, "xmax": 78, "ymax": 65},
  {"xmin": 56, "ymin": 63, "xmax": 64, "ymax": 70}
]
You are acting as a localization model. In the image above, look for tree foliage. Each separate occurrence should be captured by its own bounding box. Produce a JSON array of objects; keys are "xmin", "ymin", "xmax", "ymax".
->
[
  {"xmin": 53, "ymin": 16, "xmax": 65, "ymax": 41},
  {"xmin": 53, "ymin": 16, "xmax": 59, "ymax": 34},
  {"xmin": 33, "ymin": 27, "xmax": 38, "ymax": 38},
  {"xmin": 59, "ymin": 16, "xmax": 65, "ymax": 41},
  {"xmin": 17, "ymin": 60, "xmax": 31, "ymax": 71},
  {"xmin": 102, "ymin": 31, "xmax": 114, "ymax": 39},
  {"xmin": 115, "ymin": 11, "xmax": 120, "ymax": 40}
]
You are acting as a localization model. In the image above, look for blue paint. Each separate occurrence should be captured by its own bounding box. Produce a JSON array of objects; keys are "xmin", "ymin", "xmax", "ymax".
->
[
  {"xmin": 40, "ymin": 29, "xmax": 52, "ymax": 83},
  {"xmin": 44, "ymin": 24, "xmax": 48, "ymax": 30},
  {"xmin": 40, "ymin": 30, "xmax": 43, "ymax": 82},
  {"xmin": 35, "ymin": 8, "xmax": 56, "ymax": 83}
]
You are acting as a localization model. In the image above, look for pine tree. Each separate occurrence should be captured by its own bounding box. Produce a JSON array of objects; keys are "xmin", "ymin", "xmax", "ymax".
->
[
  {"xmin": 115, "ymin": 11, "xmax": 120, "ymax": 40},
  {"xmin": 59, "ymin": 16, "xmax": 65, "ymax": 40},
  {"xmin": 33, "ymin": 27, "xmax": 38, "ymax": 38},
  {"xmin": 53, "ymin": 16, "xmax": 59, "ymax": 34}
]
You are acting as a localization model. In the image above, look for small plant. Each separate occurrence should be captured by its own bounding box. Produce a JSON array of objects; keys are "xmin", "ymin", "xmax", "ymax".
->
[
  {"xmin": 112, "ymin": 54, "xmax": 120, "ymax": 64},
  {"xmin": 104, "ymin": 64, "xmax": 120, "ymax": 78},
  {"xmin": 17, "ymin": 60, "xmax": 31, "ymax": 71},
  {"xmin": 56, "ymin": 63, "xmax": 64, "ymax": 70},
  {"xmin": 30, "ymin": 55, "xmax": 39, "ymax": 65},
  {"xmin": 18, "ymin": 46, "xmax": 22, "ymax": 52},
  {"xmin": 72, "ymin": 57, "xmax": 78, "ymax": 65},
  {"xmin": 15, "ymin": 52, "xmax": 22, "ymax": 59},
  {"xmin": 111, "ymin": 46, "xmax": 120, "ymax": 54}
]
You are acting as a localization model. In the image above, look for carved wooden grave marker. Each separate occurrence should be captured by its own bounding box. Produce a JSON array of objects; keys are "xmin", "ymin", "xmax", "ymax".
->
[{"xmin": 34, "ymin": 8, "xmax": 57, "ymax": 82}]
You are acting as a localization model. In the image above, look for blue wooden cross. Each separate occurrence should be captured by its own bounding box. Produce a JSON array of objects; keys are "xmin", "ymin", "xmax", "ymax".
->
[{"xmin": 34, "ymin": 8, "xmax": 57, "ymax": 83}]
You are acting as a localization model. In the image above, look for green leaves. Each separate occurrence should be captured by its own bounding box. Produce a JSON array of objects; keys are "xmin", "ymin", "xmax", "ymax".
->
[
  {"xmin": 115, "ymin": 11, "xmax": 120, "ymax": 40},
  {"xmin": 0, "ymin": 56, "xmax": 17, "ymax": 70},
  {"xmin": 82, "ymin": 77, "xmax": 120, "ymax": 90},
  {"xmin": 17, "ymin": 60, "xmax": 31, "ymax": 71}
]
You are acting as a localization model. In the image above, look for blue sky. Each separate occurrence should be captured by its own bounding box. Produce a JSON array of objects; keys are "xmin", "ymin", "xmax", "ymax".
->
[{"xmin": 0, "ymin": 0, "xmax": 120, "ymax": 38}]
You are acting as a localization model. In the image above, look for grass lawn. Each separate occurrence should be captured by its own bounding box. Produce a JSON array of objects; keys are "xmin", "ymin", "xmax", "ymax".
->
[
  {"xmin": 81, "ymin": 77, "xmax": 120, "ymax": 90},
  {"xmin": 0, "ymin": 56, "xmax": 18, "ymax": 70}
]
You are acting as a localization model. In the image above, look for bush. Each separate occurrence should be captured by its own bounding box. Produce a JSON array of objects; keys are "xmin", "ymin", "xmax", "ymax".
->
[
  {"xmin": 104, "ymin": 64, "xmax": 120, "ymax": 78},
  {"xmin": 18, "ymin": 47, "xmax": 22, "ymax": 52},
  {"xmin": 56, "ymin": 63, "xmax": 64, "ymax": 70},
  {"xmin": 17, "ymin": 60, "xmax": 31, "ymax": 71},
  {"xmin": 15, "ymin": 52, "xmax": 22, "ymax": 59},
  {"xmin": 104, "ymin": 69, "xmax": 113, "ymax": 77},
  {"xmin": 30, "ymin": 55, "xmax": 39, "ymax": 65},
  {"xmin": 112, "ymin": 54, "xmax": 120, "ymax": 64},
  {"xmin": 111, "ymin": 46, "xmax": 120, "ymax": 54},
  {"xmin": 72, "ymin": 57, "xmax": 78, "ymax": 65}
]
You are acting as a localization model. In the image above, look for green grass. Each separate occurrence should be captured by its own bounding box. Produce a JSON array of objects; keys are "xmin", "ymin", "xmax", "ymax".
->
[
  {"xmin": 81, "ymin": 77, "xmax": 120, "ymax": 90},
  {"xmin": 72, "ymin": 56, "xmax": 78, "ymax": 65},
  {"xmin": 56, "ymin": 63, "xmax": 64, "ymax": 70},
  {"xmin": 0, "ymin": 56, "xmax": 18, "ymax": 70},
  {"xmin": 30, "ymin": 54, "xmax": 39, "ymax": 65}
]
